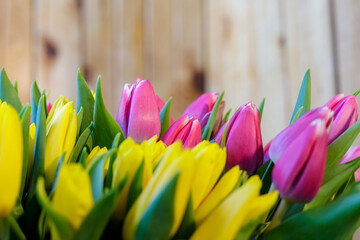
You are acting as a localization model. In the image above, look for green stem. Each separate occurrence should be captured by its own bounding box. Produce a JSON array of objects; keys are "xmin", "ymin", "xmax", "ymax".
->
[
  {"xmin": 0, "ymin": 218, "xmax": 10, "ymax": 240},
  {"xmin": 265, "ymin": 199, "xmax": 293, "ymax": 233},
  {"xmin": 268, "ymin": 183, "xmax": 277, "ymax": 193}
]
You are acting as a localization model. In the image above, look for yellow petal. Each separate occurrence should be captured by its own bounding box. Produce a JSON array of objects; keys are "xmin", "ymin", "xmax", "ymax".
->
[
  {"xmin": 0, "ymin": 102, "xmax": 23, "ymax": 217},
  {"xmin": 191, "ymin": 175, "xmax": 262, "ymax": 240},
  {"xmin": 194, "ymin": 166, "xmax": 241, "ymax": 225},
  {"xmin": 51, "ymin": 164, "xmax": 93, "ymax": 230},
  {"xmin": 86, "ymin": 146, "xmax": 109, "ymax": 175},
  {"xmin": 27, "ymin": 123, "xmax": 36, "ymax": 182}
]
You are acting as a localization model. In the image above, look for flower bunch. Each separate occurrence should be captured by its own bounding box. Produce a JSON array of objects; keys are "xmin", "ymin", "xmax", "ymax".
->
[{"xmin": 1, "ymin": 67, "xmax": 360, "ymax": 240}]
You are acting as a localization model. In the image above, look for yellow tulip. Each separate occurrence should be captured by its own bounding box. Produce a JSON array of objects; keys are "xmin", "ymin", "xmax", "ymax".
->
[
  {"xmin": 27, "ymin": 123, "xmax": 36, "ymax": 182},
  {"xmin": 112, "ymin": 137, "xmax": 163, "ymax": 220},
  {"xmin": 86, "ymin": 146, "xmax": 108, "ymax": 175},
  {"xmin": 123, "ymin": 142, "xmax": 194, "ymax": 240},
  {"xmin": 45, "ymin": 96, "xmax": 77, "ymax": 189},
  {"xmin": 191, "ymin": 176, "xmax": 278, "ymax": 240},
  {"xmin": 0, "ymin": 101, "xmax": 23, "ymax": 218},
  {"xmin": 191, "ymin": 141, "xmax": 226, "ymax": 209},
  {"xmin": 194, "ymin": 166, "xmax": 242, "ymax": 225},
  {"xmin": 51, "ymin": 164, "xmax": 93, "ymax": 238}
]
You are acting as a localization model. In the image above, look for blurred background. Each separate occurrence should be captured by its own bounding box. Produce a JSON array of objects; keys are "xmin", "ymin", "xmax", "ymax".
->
[{"xmin": 0, "ymin": 0, "xmax": 359, "ymax": 143}]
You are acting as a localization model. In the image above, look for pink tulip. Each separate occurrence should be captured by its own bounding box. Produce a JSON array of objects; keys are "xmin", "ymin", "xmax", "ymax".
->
[
  {"xmin": 325, "ymin": 94, "xmax": 358, "ymax": 143},
  {"xmin": 47, "ymin": 102, "xmax": 52, "ymax": 113},
  {"xmin": 269, "ymin": 107, "xmax": 333, "ymax": 163},
  {"xmin": 116, "ymin": 78, "xmax": 161, "ymax": 143},
  {"xmin": 183, "ymin": 93, "xmax": 224, "ymax": 135},
  {"xmin": 272, "ymin": 119, "xmax": 328, "ymax": 203},
  {"xmin": 155, "ymin": 95, "xmax": 174, "ymax": 125},
  {"xmin": 161, "ymin": 114, "xmax": 202, "ymax": 148},
  {"xmin": 215, "ymin": 102, "xmax": 263, "ymax": 175},
  {"xmin": 339, "ymin": 146, "xmax": 360, "ymax": 181},
  {"xmin": 263, "ymin": 140, "xmax": 273, "ymax": 164}
]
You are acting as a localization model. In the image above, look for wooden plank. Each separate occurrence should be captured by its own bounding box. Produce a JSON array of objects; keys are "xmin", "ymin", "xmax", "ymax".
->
[
  {"xmin": 333, "ymin": 0, "xmax": 360, "ymax": 95},
  {"xmin": 0, "ymin": 0, "xmax": 9, "ymax": 68},
  {"xmin": 83, "ymin": 0, "xmax": 111, "ymax": 108},
  {"xmin": 110, "ymin": 0, "xmax": 143, "ymax": 115},
  {"xmin": 281, "ymin": 0, "xmax": 336, "ymax": 111},
  {"xmin": 3, "ymin": 0, "xmax": 32, "ymax": 103},
  {"xmin": 34, "ymin": 0, "xmax": 81, "ymax": 105},
  {"xmin": 204, "ymin": 0, "xmax": 287, "ymax": 142}
]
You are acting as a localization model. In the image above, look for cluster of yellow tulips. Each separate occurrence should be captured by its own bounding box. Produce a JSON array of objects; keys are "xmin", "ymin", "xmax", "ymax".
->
[{"xmin": 1, "ymin": 67, "xmax": 360, "ymax": 240}]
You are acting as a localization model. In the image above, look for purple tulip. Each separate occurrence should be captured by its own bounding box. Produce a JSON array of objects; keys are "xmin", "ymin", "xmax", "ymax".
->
[
  {"xmin": 269, "ymin": 107, "xmax": 333, "ymax": 163},
  {"xmin": 325, "ymin": 94, "xmax": 358, "ymax": 143},
  {"xmin": 161, "ymin": 114, "xmax": 202, "ymax": 148},
  {"xmin": 116, "ymin": 78, "xmax": 161, "ymax": 143},
  {"xmin": 263, "ymin": 140, "xmax": 273, "ymax": 164},
  {"xmin": 272, "ymin": 119, "xmax": 328, "ymax": 203},
  {"xmin": 183, "ymin": 93, "xmax": 224, "ymax": 135},
  {"xmin": 339, "ymin": 146, "xmax": 360, "ymax": 181},
  {"xmin": 215, "ymin": 102, "xmax": 263, "ymax": 175}
]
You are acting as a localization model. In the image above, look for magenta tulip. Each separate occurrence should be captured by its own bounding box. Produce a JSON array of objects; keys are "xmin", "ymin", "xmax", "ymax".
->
[
  {"xmin": 269, "ymin": 107, "xmax": 333, "ymax": 163},
  {"xmin": 339, "ymin": 146, "xmax": 360, "ymax": 181},
  {"xmin": 183, "ymin": 93, "xmax": 224, "ymax": 135},
  {"xmin": 116, "ymin": 78, "xmax": 161, "ymax": 143},
  {"xmin": 325, "ymin": 94, "xmax": 358, "ymax": 143},
  {"xmin": 161, "ymin": 114, "xmax": 202, "ymax": 148},
  {"xmin": 272, "ymin": 119, "xmax": 328, "ymax": 203},
  {"xmin": 215, "ymin": 102, "xmax": 263, "ymax": 175}
]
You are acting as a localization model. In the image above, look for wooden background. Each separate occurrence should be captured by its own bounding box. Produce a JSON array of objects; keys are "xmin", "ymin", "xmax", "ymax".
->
[{"xmin": 0, "ymin": 0, "xmax": 359, "ymax": 143}]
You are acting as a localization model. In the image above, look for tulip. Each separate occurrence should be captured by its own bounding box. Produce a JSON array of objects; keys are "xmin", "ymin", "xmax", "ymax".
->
[
  {"xmin": 215, "ymin": 102, "xmax": 263, "ymax": 175},
  {"xmin": 51, "ymin": 164, "xmax": 93, "ymax": 237},
  {"xmin": 45, "ymin": 96, "xmax": 78, "ymax": 189},
  {"xmin": 191, "ymin": 176, "xmax": 278, "ymax": 240},
  {"xmin": 0, "ymin": 101, "xmax": 23, "ymax": 218},
  {"xmin": 183, "ymin": 93, "xmax": 225, "ymax": 134},
  {"xmin": 47, "ymin": 101, "xmax": 52, "ymax": 113},
  {"xmin": 123, "ymin": 143, "xmax": 194, "ymax": 240},
  {"xmin": 263, "ymin": 140, "xmax": 272, "ymax": 164},
  {"xmin": 272, "ymin": 119, "xmax": 328, "ymax": 203},
  {"xmin": 269, "ymin": 106, "xmax": 333, "ymax": 163},
  {"xmin": 339, "ymin": 146, "xmax": 360, "ymax": 181},
  {"xmin": 161, "ymin": 114, "xmax": 202, "ymax": 148},
  {"xmin": 27, "ymin": 123, "xmax": 36, "ymax": 183},
  {"xmin": 86, "ymin": 146, "xmax": 109, "ymax": 176},
  {"xmin": 116, "ymin": 78, "xmax": 161, "ymax": 143},
  {"xmin": 325, "ymin": 94, "xmax": 358, "ymax": 143}
]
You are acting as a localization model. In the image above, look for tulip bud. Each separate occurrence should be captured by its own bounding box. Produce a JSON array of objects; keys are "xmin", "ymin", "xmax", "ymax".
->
[
  {"xmin": 325, "ymin": 94, "xmax": 358, "ymax": 143},
  {"xmin": 215, "ymin": 102, "xmax": 263, "ymax": 175},
  {"xmin": 45, "ymin": 97, "xmax": 78, "ymax": 189},
  {"xmin": 272, "ymin": 119, "xmax": 328, "ymax": 203},
  {"xmin": 339, "ymin": 146, "xmax": 360, "ymax": 181},
  {"xmin": 51, "ymin": 164, "xmax": 93, "ymax": 236},
  {"xmin": 269, "ymin": 107, "xmax": 333, "ymax": 163},
  {"xmin": 86, "ymin": 146, "xmax": 109, "ymax": 176},
  {"xmin": 183, "ymin": 93, "xmax": 225, "ymax": 134},
  {"xmin": 161, "ymin": 114, "xmax": 202, "ymax": 148},
  {"xmin": 116, "ymin": 78, "xmax": 161, "ymax": 143},
  {"xmin": 0, "ymin": 101, "xmax": 23, "ymax": 218}
]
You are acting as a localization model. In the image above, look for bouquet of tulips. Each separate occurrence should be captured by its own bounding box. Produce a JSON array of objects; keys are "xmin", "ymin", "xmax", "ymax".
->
[{"xmin": 1, "ymin": 66, "xmax": 360, "ymax": 240}]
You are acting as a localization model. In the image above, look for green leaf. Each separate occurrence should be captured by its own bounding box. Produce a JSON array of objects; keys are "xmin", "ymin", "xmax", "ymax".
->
[
  {"xmin": 105, "ymin": 132, "xmax": 123, "ymax": 188},
  {"xmin": 354, "ymin": 88, "xmax": 360, "ymax": 97},
  {"xmin": 0, "ymin": 68, "xmax": 22, "ymax": 112},
  {"xmin": 77, "ymin": 68, "xmax": 95, "ymax": 134},
  {"xmin": 159, "ymin": 97, "xmax": 172, "ymax": 138},
  {"xmin": 68, "ymin": 123, "xmax": 94, "ymax": 163},
  {"xmin": 73, "ymin": 174, "xmax": 128, "ymax": 240},
  {"xmin": 256, "ymin": 161, "xmax": 274, "ymax": 194},
  {"xmin": 135, "ymin": 172, "xmax": 179, "ymax": 240},
  {"xmin": 30, "ymin": 80, "xmax": 41, "ymax": 123},
  {"xmin": 262, "ymin": 183, "xmax": 360, "ymax": 240},
  {"xmin": 87, "ymin": 149, "xmax": 117, "ymax": 202},
  {"xmin": 222, "ymin": 108, "xmax": 232, "ymax": 125},
  {"xmin": 290, "ymin": 69, "xmax": 311, "ymax": 124},
  {"xmin": 0, "ymin": 218, "xmax": 10, "ymax": 240},
  {"xmin": 305, "ymin": 157, "xmax": 360, "ymax": 210},
  {"xmin": 127, "ymin": 160, "xmax": 145, "ymax": 211},
  {"xmin": 202, "ymin": 91, "xmax": 225, "ymax": 141},
  {"xmin": 289, "ymin": 106, "xmax": 303, "ymax": 125},
  {"xmin": 235, "ymin": 213, "xmax": 267, "ymax": 240},
  {"xmin": 36, "ymin": 177, "xmax": 74, "ymax": 239},
  {"xmin": 174, "ymin": 195, "xmax": 196, "ymax": 239},
  {"xmin": 19, "ymin": 104, "xmax": 31, "ymax": 198},
  {"xmin": 13, "ymin": 80, "xmax": 18, "ymax": 93},
  {"xmin": 77, "ymin": 107, "xmax": 84, "ymax": 138},
  {"xmin": 49, "ymin": 153, "xmax": 66, "ymax": 196},
  {"xmin": 326, "ymin": 119, "xmax": 360, "ymax": 171},
  {"xmin": 79, "ymin": 148, "xmax": 89, "ymax": 168},
  {"xmin": 221, "ymin": 120, "xmax": 230, "ymax": 149},
  {"xmin": 258, "ymin": 98, "xmax": 265, "ymax": 121},
  {"xmin": 93, "ymin": 77, "xmax": 124, "ymax": 148},
  {"xmin": 7, "ymin": 214, "xmax": 25, "ymax": 240}
]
